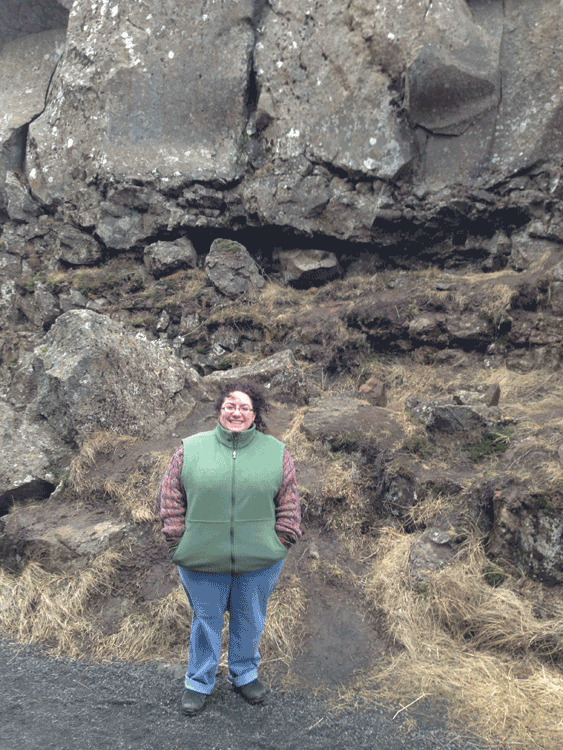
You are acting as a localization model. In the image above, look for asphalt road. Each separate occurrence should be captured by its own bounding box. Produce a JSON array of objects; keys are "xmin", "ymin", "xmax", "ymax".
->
[{"xmin": 1, "ymin": 639, "xmax": 492, "ymax": 750}]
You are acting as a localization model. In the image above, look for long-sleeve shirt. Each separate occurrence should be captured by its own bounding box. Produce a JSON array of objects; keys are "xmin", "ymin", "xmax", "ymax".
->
[{"xmin": 155, "ymin": 443, "xmax": 302, "ymax": 550}]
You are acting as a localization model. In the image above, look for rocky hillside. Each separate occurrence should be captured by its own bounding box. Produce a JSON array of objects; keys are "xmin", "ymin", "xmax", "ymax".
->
[{"xmin": 3, "ymin": 2, "xmax": 563, "ymax": 748}]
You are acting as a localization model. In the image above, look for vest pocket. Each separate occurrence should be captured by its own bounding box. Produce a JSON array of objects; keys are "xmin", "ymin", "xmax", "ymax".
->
[
  {"xmin": 233, "ymin": 520, "xmax": 288, "ymax": 572},
  {"xmin": 172, "ymin": 521, "xmax": 231, "ymax": 572}
]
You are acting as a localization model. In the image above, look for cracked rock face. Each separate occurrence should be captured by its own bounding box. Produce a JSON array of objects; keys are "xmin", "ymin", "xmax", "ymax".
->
[
  {"xmin": 33, "ymin": 309, "xmax": 203, "ymax": 444},
  {"xmin": 0, "ymin": 0, "xmax": 561, "ymax": 244},
  {"xmin": 26, "ymin": 0, "xmax": 258, "ymax": 209},
  {"xmin": 0, "ymin": 28, "xmax": 66, "ymax": 213},
  {"xmin": 253, "ymin": 1, "xmax": 413, "ymax": 179}
]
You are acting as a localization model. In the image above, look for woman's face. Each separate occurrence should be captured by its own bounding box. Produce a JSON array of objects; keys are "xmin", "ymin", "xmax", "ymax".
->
[{"xmin": 218, "ymin": 390, "xmax": 256, "ymax": 433}]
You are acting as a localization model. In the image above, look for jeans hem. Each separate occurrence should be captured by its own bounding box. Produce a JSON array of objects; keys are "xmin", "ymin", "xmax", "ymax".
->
[
  {"xmin": 230, "ymin": 668, "xmax": 259, "ymax": 688},
  {"xmin": 184, "ymin": 678, "xmax": 214, "ymax": 695}
]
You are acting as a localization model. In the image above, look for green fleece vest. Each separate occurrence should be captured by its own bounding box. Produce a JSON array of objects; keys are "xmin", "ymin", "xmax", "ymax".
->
[{"xmin": 171, "ymin": 422, "xmax": 287, "ymax": 573}]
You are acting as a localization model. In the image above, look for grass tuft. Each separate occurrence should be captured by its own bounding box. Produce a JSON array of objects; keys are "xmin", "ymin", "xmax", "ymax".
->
[
  {"xmin": 0, "ymin": 550, "xmax": 121, "ymax": 658},
  {"xmin": 354, "ymin": 527, "xmax": 563, "ymax": 749}
]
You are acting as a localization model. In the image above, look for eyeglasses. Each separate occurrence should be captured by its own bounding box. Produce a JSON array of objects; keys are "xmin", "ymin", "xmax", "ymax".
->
[{"xmin": 221, "ymin": 403, "xmax": 254, "ymax": 414}]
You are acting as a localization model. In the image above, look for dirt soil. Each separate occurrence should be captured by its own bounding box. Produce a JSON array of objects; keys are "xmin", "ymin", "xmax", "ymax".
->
[{"xmin": 0, "ymin": 638, "xmax": 492, "ymax": 750}]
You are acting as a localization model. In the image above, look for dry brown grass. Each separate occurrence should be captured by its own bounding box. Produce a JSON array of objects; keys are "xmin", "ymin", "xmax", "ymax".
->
[
  {"xmin": 0, "ymin": 550, "xmax": 121, "ymax": 658},
  {"xmin": 259, "ymin": 280, "xmax": 303, "ymax": 312},
  {"xmin": 68, "ymin": 431, "xmax": 138, "ymax": 498},
  {"xmin": 404, "ymin": 491, "xmax": 455, "ymax": 529},
  {"xmin": 281, "ymin": 411, "xmax": 374, "ymax": 531},
  {"xmin": 67, "ymin": 431, "xmax": 170, "ymax": 523},
  {"xmin": 364, "ymin": 360, "xmax": 455, "ymax": 411},
  {"xmin": 99, "ymin": 587, "xmax": 193, "ymax": 663},
  {"xmin": 99, "ymin": 572, "xmax": 306, "ymax": 674},
  {"xmin": 0, "ymin": 554, "xmax": 306, "ymax": 674},
  {"xmin": 353, "ymin": 527, "xmax": 563, "ymax": 749}
]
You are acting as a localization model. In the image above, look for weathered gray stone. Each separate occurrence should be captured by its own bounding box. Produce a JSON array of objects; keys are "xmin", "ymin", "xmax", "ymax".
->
[
  {"xmin": 144, "ymin": 238, "xmax": 197, "ymax": 278},
  {"xmin": 33, "ymin": 309, "xmax": 203, "ymax": 444},
  {"xmin": 0, "ymin": 399, "xmax": 71, "ymax": 516},
  {"xmin": 0, "ymin": 0, "xmax": 68, "ymax": 51},
  {"xmin": 274, "ymin": 249, "xmax": 340, "ymax": 286},
  {"xmin": 0, "ymin": 28, "xmax": 66, "ymax": 211},
  {"xmin": 254, "ymin": 1, "xmax": 413, "ymax": 180},
  {"xmin": 409, "ymin": 400, "xmax": 501, "ymax": 439},
  {"xmin": 0, "ymin": 252, "xmax": 22, "ymax": 280},
  {"xmin": 406, "ymin": 9, "xmax": 501, "ymax": 136},
  {"xmin": 0, "ymin": 0, "xmax": 557, "ymax": 245},
  {"xmin": 302, "ymin": 395, "xmax": 404, "ymax": 452},
  {"xmin": 205, "ymin": 238, "xmax": 265, "ymax": 298},
  {"xmin": 5, "ymin": 172, "xmax": 41, "ymax": 221},
  {"xmin": 0, "ymin": 502, "xmax": 128, "ymax": 572},
  {"xmin": 26, "ymin": 0, "xmax": 257, "ymax": 208},
  {"xmin": 178, "ymin": 312, "xmax": 200, "ymax": 336},
  {"xmin": 210, "ymin": 326, "xmax": 241, "ymax": 352},
  {"xmin": 31, "ymin": 281, "xmax": 60, "ymax": 329},
  {"xmin": 156, "ymin": 310, "xmax": 170, "ymax": 332},
  {"xmin": 453, "ymin": 383, "xmax": 501, "ymax": 408},
  {"xmin": 409, "ymin": 527, "xmax": 458, "ymax": 585},
  {"xmin": 443, "ymin": 313, "xmax": 494, "ymax": 341},
  {"xmin": 54, "ymin": 225, "xmax": 103, "ymax": 266},
  {"xmin": 59, "ymin": 288, "xmax": 88, "ymax": 313},
  {"xmin": 204, "ymin": 350, "xmax": 309, "ymax": 406},
  {"xmin": 94, "ymin": 202, "xmax": 149, "ymax": 250},
  {"xmin": 489, "ymin": 485, "xmax": 563, "ymax": 584},
  {"xmin": 490, "ymin": 1, "xmax": 563, "ymax": 177}
]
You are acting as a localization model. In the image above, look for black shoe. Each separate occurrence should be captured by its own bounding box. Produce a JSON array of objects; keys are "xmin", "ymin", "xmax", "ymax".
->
[
  {"xmin": 182, "ymin": 688, "xmax": 207, "ymax": 716},
  {"xmin": 234, "ymin": 678, "xmax": 268, "ymax": 705}
]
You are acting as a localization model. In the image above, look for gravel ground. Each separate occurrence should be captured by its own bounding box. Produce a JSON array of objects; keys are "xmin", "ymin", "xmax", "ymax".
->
[{"xmin": 0, "ymin": 639, "xmax": 494, "ymax": 750}]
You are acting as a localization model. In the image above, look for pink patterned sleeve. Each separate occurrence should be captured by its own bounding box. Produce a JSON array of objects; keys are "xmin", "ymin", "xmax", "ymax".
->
[
  {"xmin": 155, "ymin": 445, "xmax": 187, "ymax": 547},
  {"xmin": 274, "ymin": 449, "xmax": 302, "ymax": 547}
]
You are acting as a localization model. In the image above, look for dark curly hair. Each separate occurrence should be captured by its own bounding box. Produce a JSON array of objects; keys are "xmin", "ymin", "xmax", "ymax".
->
[{"xmin": 214, "ymin": 379, "xmax": 271, "ymax": 433}]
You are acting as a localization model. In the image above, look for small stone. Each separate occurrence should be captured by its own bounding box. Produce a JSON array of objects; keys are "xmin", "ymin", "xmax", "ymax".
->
[
  {"xmin": 309, "ymin": 542, "xmax": 320, "ymax": 559},
  {"xmin": 359, "ymin": 376, "xmax": 387, "ymax": 406}
]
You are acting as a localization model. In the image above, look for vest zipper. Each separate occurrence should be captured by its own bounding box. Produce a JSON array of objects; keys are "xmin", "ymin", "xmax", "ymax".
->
[{"xmin": 230, "ymin": 434, "xmax": 238, "ymax": 573}]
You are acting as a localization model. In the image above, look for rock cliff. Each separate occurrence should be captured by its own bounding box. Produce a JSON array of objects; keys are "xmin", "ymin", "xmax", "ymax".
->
[{"xmin": 2, "ymin": 3, "xmax": 563, "ymax": 744}]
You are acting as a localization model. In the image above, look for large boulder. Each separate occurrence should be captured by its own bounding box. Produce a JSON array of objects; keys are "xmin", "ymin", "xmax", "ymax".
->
[
  {"xmin": 408, "ymin": 400, "xmax": 502, "ymax": 439},
  {"xmin": 53, "ymin": 225, "xmax": 104, "ymax": 266},
  {"xmin": 204, "ymin": 349, "xmax": 310, "ymax": 407},
  {"xmin": 204, "ymin": 238, "xmax": 265, "ymax": 297},
  {"xmin": 144, "ymin": 238, "xmax": 197, "ymax": 278},
  {"xmin": 301, "ymin": 395, "xmax": 405, "ymax": 454},
  {"xmin": 490, "ymin": 1, "xmax": 563, "ymax": 177},
  {"xmin": 253, "ymin": 1, "xmax": 413, "ymax": 179},
  {"xmin": 26, "ymin": 0, "xmax": 258, "ymax": 209},
  {"xmin": 33, "ymin": 309, "xmax": 204, "ymax": 444},
  {"xmin": 405, "ymin": 0, "xmax": 501, "ymax": 136},
  {"xmin": 0, "ymin": 0, "xmax": 560, "ymax": 242},
  {"xmin": 488, "ymin": 480, "xmax": 563, "ymax": 584}
]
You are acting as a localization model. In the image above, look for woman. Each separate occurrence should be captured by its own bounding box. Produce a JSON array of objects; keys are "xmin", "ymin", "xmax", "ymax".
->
[{"xmin": 155, "ymin": 379, "xmax": 301, "ymax": 716}]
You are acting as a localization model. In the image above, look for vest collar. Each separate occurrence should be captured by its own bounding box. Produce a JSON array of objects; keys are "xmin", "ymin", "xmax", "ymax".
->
[{"xmin": 214, "ymin": 421, "xmax": 258, "ymax": 449}]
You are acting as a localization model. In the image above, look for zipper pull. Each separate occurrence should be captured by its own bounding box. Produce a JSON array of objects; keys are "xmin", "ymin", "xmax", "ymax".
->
[{"xmin": 233, "ymin": 435, "xmax": 238, "ymax": 460}]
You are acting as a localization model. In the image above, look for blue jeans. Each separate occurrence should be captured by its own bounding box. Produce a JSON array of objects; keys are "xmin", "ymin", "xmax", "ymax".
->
[{"xmin": 177, "ymin": 560, "xmax": 284, "ymax": 694}]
